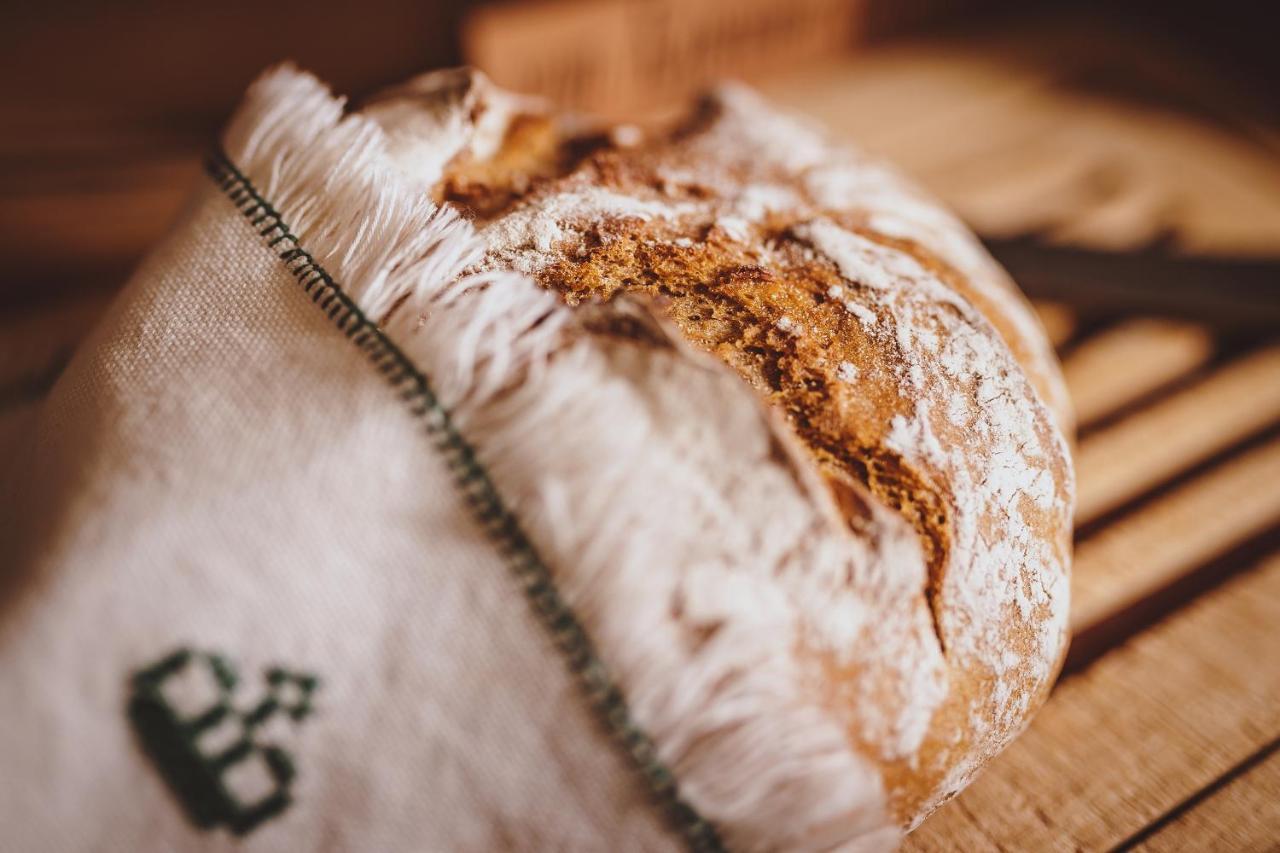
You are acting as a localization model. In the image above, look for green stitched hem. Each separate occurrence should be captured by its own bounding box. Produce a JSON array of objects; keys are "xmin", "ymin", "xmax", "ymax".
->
[{"xmin": 205, "ymin": 149, "xmax": 724, "ymax": 853}]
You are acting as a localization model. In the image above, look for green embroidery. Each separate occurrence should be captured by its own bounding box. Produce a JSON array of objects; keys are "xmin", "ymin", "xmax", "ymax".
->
[{"xmin": 128, "ymin": 648, "xmax": 319, "ymax": 836}]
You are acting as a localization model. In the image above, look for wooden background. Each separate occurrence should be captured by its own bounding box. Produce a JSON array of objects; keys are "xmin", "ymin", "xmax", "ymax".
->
[{"xmin": 2, "ymin": 1, "xmax": 1278, "ymax": 849}]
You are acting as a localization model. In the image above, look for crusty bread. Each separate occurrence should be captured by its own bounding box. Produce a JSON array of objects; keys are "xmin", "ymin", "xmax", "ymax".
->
[{"xmin": 366, "ymin": 69, "xmax": 1074, "ymax": 832}]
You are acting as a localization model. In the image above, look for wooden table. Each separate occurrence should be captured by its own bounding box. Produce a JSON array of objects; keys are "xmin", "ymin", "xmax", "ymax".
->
[{"xmin": 3, "ymin": 6, "xmax": 1278, "ymax": 849}]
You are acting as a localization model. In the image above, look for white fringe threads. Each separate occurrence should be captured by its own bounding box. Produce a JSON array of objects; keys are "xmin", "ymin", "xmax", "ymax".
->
[{"xmin": 222, "ymin": 65, "xmax": 934, "ymax": 852}]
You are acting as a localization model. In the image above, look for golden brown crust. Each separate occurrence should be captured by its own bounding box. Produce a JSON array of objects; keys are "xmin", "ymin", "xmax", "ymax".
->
[
  {"xmin": 376, "ymin": 70, "xmax": 1074, "ymax": 828},
  {"xmin": 522, "ymin": 213, "xmax": 1069, "ymax": 822}
]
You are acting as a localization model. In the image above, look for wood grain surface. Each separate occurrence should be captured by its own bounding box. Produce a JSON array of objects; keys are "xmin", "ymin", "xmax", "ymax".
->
[
  {"xmin": 1061, "ymin": 319, "xmax": 1214, "ymax": 429},
  {"xmin": 1135, "ymin": 744, "xmax": 1280, "ymax": 851},
  {"xmin": 1072, "ymin": 437, "xmax": 1280, "ymax": 633},
  {"xmin": 1075, "ymin": 346, "xmax": 1280, "ymax": 524}
]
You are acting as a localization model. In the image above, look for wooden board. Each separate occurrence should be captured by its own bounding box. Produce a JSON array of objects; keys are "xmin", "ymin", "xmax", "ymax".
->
[
  {"xmin": 1074, "ymin": 346, "xmax": 1280, "ymax": 524},
  {"xmin": 1072, "ymin": 438, "xmax": 1280, "ymax": 633},
  {"xmin": 1134, "ymin": 744, "xmax": 1280, "ymax": 851},
  {"xmin": 1060, "ymin": 319, "xmax": 1214, "ymax": 429}
]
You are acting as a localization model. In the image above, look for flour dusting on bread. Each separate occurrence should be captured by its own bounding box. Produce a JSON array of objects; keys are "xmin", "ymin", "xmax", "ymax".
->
[
  {"xmin": 391, "ymin": 71, "xmax": 1075, "ymax": 824},
  {"xmin": 226, "ymin": 64, "xmax": 1075, "ymax": 845}
]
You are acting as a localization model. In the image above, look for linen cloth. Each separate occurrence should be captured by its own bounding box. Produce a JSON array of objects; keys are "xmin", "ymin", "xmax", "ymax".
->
[
  {"xmin": 0, "ymin": 63, "xmax": 925, "ymax": 853},
  {"xmin": 0, "ymin": 178, "xmax": 681, "ymax": 851}
]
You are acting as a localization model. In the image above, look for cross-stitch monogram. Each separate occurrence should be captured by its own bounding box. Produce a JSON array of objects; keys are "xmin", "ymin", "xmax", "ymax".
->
[{"xmin": 128, "ymin": 648, "xmax": 319, "ymax": 835}]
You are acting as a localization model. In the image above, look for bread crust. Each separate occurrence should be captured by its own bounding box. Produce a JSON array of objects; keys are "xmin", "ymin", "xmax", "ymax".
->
[{"xmin": 371, "ymin": 69, "xmax": 1074, "ymax": 829}]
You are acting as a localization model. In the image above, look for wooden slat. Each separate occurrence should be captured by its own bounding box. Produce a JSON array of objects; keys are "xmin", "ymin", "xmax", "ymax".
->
[
  {"xmin": 1076, "ymin": 346, "xmax": 1280, "ymax": 523},
  {"xmin": 928, "ymin": 137, "xmax": 1113, "ymax": 239},
  {"xmin": 906, "ymin": 550, "xmax": 1280, "ymax": 851},
  {"xmin": 1072, "ymin": 437, "xmax": 1280, "ymax": 631},
  {"xmin": 465, "ymin": 0, "xmax": 863, "ymax": 120},
  {"xmin": 1135, "ymin": 745, "xmax": 1280, "ymax": 851},
  {"xmin": 1032, "ymin": 300, "xmax": 1077, "ymax": 350},
  {"xmin": 1062, "ymin": 319, "xmax": 1214, "ymax": 427},
  {"xmin": 1047, "ymin": 179, "xmax": 1175, "ymax": 252}
]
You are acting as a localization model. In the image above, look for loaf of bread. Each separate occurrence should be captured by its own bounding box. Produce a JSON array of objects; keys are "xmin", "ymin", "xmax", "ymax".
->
[{"xmin": 364, "ymin": 69, "xmax": 1075, "ymax": 840}]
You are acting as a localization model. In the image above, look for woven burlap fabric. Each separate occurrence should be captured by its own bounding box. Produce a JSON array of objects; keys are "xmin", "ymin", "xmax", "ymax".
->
[{"xmin": 0, "ymin": 182, "xmax": 680, "ymax": 851}]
